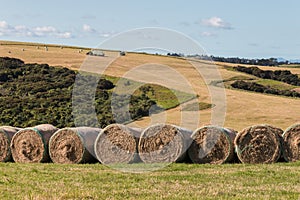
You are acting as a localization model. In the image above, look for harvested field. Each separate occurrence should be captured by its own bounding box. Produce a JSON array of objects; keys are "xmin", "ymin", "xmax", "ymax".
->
[
  {"xmin": 94, "ymin": 124, "xmax": 141, "ymax": 164},
  {"xmin": 138, "ymin": 124, "xmax": 192, "ymax": 163},
  {"xmin": 10, "ymin": 124, "xmax": 58, "ymax": 163},
  {"xmin": 282, "ymin": 124, "xmax": 300, "ymax": 162},
  {"xmin": 49, "ymin": 127, "xmax": 101, "ymax": 164},
  {"xmin": 188, "ymin": 126, "xmax": 236, "ymax": 164},
  {"xmin": 2, "ymin": 41, "xmax": 300, "ymax": 131},
  {"xmin": 234, "ymin": 125, "xmax": 283, "ymax": 164},
  {"xmin": 0, "ymin": 126, "xmax": 21, "ymax": 162}
]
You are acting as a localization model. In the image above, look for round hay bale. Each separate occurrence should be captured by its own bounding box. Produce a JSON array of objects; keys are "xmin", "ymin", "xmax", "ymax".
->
[
  {"xmin": 49, "ymin": 127, "xmax": 101, "ymax": 164},
  {"xmin": 0, "ymin": 126, "xmax": 21, "ymax": 162},
  {"xmin": 138, "ymin": 124, "xmax": 192, "ymax": 163},
  {"xmin": 10, "ymin": 124, "xmax": 58, "ymax": 163},
  {"xmin": 282, "ymin": 124, "xmax": 300, "ymax": 162},
  {"xmin": 188, "ymin": 126, "xmax": 236, "ymax": 164},
  {"xmin": 234, "ymin": 124, "xmax": 283, "ymax": 164},
  {"xmin": 94, "ymin": 124, "xmax": 141, "ymax": 164}
]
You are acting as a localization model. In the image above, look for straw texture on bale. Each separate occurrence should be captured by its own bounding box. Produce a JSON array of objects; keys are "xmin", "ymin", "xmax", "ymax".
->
[
  {"xmin": 0, "ymin": 126, "xmax": 21, "ymax": 162},
  {"xmin": 188, "ymin": 126, "xmax": 236, "ymax": 164},
  {"xmin": 10, "ymin": 124, "xmax": 58, "ymax": 163},
  {"xmin": 282, "ymin": 124, "xmax": 300, "ymax": 162},
  {"xmin": 234, "ymin": 125, "xmax": 283, "ymax": 164},
  {"xmin": 94, "ymin": 124, "xmax": 141, "ymax": 164},
  {"xmin": 49, "ymin": 127, "xmax": 101, "ymax": 164},
  {"xmin": 138, "ymin": 124, "xmax": 192, "ymax": 163}
]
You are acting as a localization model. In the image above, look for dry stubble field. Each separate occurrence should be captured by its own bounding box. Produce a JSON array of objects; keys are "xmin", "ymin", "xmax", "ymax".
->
[{"xmin": 1, "ymin": 40, "xmax": 299, "ymax": 131}]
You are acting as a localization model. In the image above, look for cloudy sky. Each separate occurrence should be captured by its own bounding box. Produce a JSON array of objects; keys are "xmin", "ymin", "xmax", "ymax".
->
[{"xmin": 0, "ymin": 0, "xmax": 299, "ymax": 59}]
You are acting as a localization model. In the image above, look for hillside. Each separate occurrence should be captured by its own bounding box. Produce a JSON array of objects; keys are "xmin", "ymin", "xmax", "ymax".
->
[
  {"xmin": 0, "ymin": 41, "xmax": 300, "ymax": 131},
  {"xmin": 0, "ymin": 57, "xmax": 196, "ymax": 128}
]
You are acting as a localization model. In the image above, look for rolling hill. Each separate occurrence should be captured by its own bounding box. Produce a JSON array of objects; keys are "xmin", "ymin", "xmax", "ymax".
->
[{"xmin": 0, "ymin": 40, "xmax": 300, "ymax": 131}]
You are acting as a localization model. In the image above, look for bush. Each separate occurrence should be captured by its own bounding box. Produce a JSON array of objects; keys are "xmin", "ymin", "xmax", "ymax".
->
[
  {"xmin": 0, "ymin": 57, "xmax": 157, "ymax": 128},
  {"xmin": 231, "ymin": 80, "xmax": 300, "ymax": 98},
  {"xmin": 98, "ymin": 79, "xmax": 114, "ymax": 90}
]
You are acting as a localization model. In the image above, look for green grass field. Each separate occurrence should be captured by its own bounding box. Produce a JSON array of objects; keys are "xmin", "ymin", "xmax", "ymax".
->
[
  {"xmin": 110, "ymin": 80, "xmax": 196, "ymax": 110},
  {"xmin": 138, "ymin": 84, "xmax": 196, "ymax": 109},
  {"xmin": 255, "ymin": 79, "xmax": 297, "ymax": 91},
  {"xmin": 0, "ymin": 162, "xmax": 299, "ymax": 199},
  {"xmin": 182, "ymin": 102, "xmax": 214, "ymax": 111}
]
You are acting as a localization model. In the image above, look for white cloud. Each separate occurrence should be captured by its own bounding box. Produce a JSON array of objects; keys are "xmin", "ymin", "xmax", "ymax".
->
[
  {"xmin": 99, "ymin": 33, "xmax": 111, "ymax": 38},
  {"xmin": 33, "ymin": 26, "xmax": 56, "ymax": 36},
  {"xmin": 82, "ymin": 24, "xmax": 116, "ymax": 38},
  {"xmin": 14, "ymin": 25, "xmax": 27, "ymax": 31},
  {"xmin": 100, "ymin": 34, "xmax": 110, "ymax": 38},
  {"xmin": 83, "ymin": 24, "xmax": 93, "ymax": 32},
  {"xmin": 14, "ymin": 25, "xmax": 31, "ymax": 37},
  {"xmin": 83, "ymin": 24, "xmax": 99, "ymax": 34},
  {"xmin": 201, "ymin": 31, "xmax": 216, "ymax": 37},
  {"xmin": 0, "ymin": 20, "xmax": 115, "ymax": 40},
  {"xmin": 56, "ymin": 32, "xmax": 72, "ymax": 39},
  {"xmin": 0, "ymin": 21, "xmax": 8, "ymax": 29},
  {"xmin": 25, "ymin": 31, "xmax": 33, "ymax": 37},
  {"xmin": 34, "ymin": 26, "xmax": 56, "ymax": 33},
  {"xmin": 0, "ymin": 20, "xmax": 14, "ymax": 36},
  {"xmin": 99, "ymin": 30, "xmax": 118, "ymax": 38},
  {"xmin": 202, "ymin": 17, "xmax": 233, "ymax": 29},
  {"xmin": 0, "ymin": 20, "xmax": 73, "ymax": 39}
]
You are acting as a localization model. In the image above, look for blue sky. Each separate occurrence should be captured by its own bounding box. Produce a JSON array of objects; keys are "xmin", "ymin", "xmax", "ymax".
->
[{"xmin": 0, "ymin": 0, "xmax": 299, "ymax": 59}]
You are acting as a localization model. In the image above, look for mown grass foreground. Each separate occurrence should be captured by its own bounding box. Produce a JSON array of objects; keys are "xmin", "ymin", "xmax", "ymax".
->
[{"xmin": 0, "ymin": 162, "xmax": 299, "ymax": 199}]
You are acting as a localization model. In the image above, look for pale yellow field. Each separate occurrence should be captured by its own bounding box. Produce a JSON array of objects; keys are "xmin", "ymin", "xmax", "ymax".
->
[
  {"xmin": 1, "ymin": 41, "xmax": 299, "ymax": 131},
  {"xmin": 215, "ymin": 61, "xmax": 300, "ymax": 75}
]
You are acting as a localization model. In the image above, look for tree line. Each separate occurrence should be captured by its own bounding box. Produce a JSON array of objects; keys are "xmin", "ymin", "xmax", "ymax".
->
[
  {"xmin": 186, "ymin": 55, "xmax": 291, "ymax": 66},
  {"xmin": 234, "ymin": 66, "xmax": 300, "ymax": 86}
]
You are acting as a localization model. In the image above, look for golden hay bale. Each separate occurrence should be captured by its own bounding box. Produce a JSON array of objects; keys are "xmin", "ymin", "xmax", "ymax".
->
[
  {"xmin": 188, "ymin": 126, "xmax": 236, "ymax": 164},
  {"xmin": 234, "ymin": 124, "xmax": 283, "ymax": 164},
  {"xmin": 0, "ymin": 126, "xmax": 21, "ymax": 162},
  {"xmin": 10, "ymin": 124, "xmax": 58, "ymax": 163},
  {"xmin": 49, "ymin": 127, "xmax": 101, "ymax": 164},
  {"xmin": 138, "ymin": 124, "xmax": 192, "ymax": 163},
  {"xmin": 94, "ymin": 124, "xmax": 141, "ymax": 164},
  {"xmin": 282, "ymin": 124, "xmax": 300, "ymax": 162}
]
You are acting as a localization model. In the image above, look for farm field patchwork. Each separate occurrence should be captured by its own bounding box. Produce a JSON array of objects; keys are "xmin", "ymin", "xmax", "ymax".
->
[{"xmin": 1, "ymin": 41, "xmax": 300, "ymax": 131}]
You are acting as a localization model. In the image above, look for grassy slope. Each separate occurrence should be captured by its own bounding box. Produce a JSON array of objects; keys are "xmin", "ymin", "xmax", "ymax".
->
[
  {"xmin": 131, "ymin": 83, "xmax": 196, "ymax": 109},
  {"xmin": 104, "ymin": 77, "xmax": 196, "ymax": 110},
  {"xmin": 255, "ymin": 79, "xmax": 297, "ymax": 90},
  {"xmin": 0, "ymin": 162, "xmax": 299, "ymax": 199},
  {"xmin": 220, "ymin": 73, "xmax": 298, "ymax": 91},
  {"xmin": 1, "ymin": 41, "xmax": 300, "ymax": 131}
]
